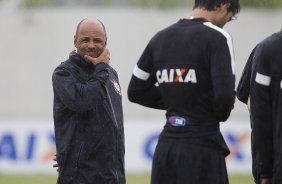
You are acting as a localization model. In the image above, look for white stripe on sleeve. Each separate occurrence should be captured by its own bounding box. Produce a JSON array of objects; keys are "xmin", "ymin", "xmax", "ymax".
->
[
  {"xmin": 133, "ymin": 65, "xmax": 150, "ymax": 80},
  {"xmin": 255, "ymin": 72, "xmax": 271, "ymax": 86},
  {"xmin": 203, "ymin": 22, "xmax": 235, "ymax": 75}
]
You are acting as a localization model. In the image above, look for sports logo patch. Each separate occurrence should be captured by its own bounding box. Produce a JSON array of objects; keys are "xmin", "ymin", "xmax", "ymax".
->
[
  {"xmin": 111, "ymin": 79, "xmax": 121, "ymax": 95},
  {"xmin": 168, "ymin": 116, "xmax": 186, "ymax": 126}
]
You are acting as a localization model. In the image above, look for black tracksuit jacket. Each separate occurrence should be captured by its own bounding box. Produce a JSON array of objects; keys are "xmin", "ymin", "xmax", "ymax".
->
[
  {"xmin": 52, "ymin": 51, "xmax": 125, "ymax": 184},
  {"xmin": 249, "ymin": 30, "xmax": 282, "ymax": 183}
]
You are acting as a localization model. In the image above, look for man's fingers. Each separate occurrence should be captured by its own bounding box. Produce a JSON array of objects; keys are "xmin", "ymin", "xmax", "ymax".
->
[
  {"xmin": 260, "ymin": 178, "xmax": 273, "ymax": 184},
  {"xmin": 53, "ymin": 163, "xmax": 60, "ymax": 172},
  {"xmin": 84, "ymin": 48, "xmax": 110, "ymax": 65},
  {"xmin": 53, "ymin": 153, "xmax": 57, "ymax": 161}
]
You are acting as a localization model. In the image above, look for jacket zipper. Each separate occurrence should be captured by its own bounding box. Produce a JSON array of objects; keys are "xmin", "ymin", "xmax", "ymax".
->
[{"xmin": 105, "ymin": 86, "xmax": 120, "ymax": 184}]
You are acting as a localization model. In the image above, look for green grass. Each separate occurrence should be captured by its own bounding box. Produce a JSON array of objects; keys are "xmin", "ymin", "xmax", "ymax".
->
[
  {"xmin": 0, "ymin": 173, "xmax": 254, "ymax": 184},
  {"xmin": 229, "ymin": 173, "xmax": 255, "ymax": 184},
  {"xmin": 0, "ymin": 174, "xmax": 57, "ymax": 184}
]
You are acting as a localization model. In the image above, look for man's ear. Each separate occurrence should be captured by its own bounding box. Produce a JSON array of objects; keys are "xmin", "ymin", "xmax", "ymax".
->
[
  {"xmin": 223, "ymin": 3, "xmax": 231, "ymax": 11},
  {"xmin": 217, "ymin": 3, "xmax": 230, "ymax": 14},
  {"xmin": 74, "ymin": 35, "xmax": 78, "ymax": 48}
]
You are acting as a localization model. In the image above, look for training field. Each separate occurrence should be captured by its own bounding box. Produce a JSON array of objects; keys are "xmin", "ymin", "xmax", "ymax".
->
[{"xmin": 0, "ymin": 173, "xmax": 254, "ymax": 184}]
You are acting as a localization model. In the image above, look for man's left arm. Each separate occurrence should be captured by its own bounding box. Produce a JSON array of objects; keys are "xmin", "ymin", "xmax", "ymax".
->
[{"xmin": 210, "ymin": 35, "xmax": 235, "ymax": 122}]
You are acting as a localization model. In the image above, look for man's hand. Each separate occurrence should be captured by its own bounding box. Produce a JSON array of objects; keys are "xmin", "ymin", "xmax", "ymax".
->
[
  {"xmin": 84, "ymin": 48, "xmax": 110, "ymax": 65},
  {"xmin": 53, "ymin": 153, "xmax": 59, "ymax": 172},
  {"xmin": 260, "ymin": 178, "xmax": 273, "ymax": 184}
]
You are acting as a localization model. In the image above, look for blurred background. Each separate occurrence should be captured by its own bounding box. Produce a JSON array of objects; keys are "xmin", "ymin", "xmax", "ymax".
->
[{"xmin": 0, "ymin": 0, "xmax": 281, "ymax": 183}]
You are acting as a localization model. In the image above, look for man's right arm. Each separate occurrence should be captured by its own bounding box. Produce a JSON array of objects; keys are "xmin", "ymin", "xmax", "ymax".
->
[
  {"xmin": 52, "ymin": 62, "xmax": 110, "ymax": 113},
  {"xmin": 260, "ymin": 178, "xmax": 273, "ymax": 184},
  {"xmin": 127, "ymin": 69, "xmax": 164, "ymax": 110},
  {"xmin": 127, "ymin": 43, "xmax": 165, "ymax": 110},
  {"xmin": 52, "ymin": 49, "xmax": 111, "ymax": 113},
  {"xmin": 250, "ymin": 44, "xmax": 273, "ymax": 181}
]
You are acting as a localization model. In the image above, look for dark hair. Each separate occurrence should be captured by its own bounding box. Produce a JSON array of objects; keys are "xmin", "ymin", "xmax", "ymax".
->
[
  {"xmin": 194, "ymin": 0, "xmax": 240, "ymax": 14},
  {"xmin": 97, "ymin": 19, "xmax": 107, "ymax": 40},
  {"xmin": 75, "ymin": 18, "xmax": 86, "ymax": 37}
]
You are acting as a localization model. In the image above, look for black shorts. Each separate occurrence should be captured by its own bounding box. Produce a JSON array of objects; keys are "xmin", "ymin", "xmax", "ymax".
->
[{"xmin": 151, "ymin": 135, "xmax": 229, "ymax": 184}]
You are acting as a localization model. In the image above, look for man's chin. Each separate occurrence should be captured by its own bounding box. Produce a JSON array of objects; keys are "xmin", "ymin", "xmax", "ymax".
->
[{"xmin": 86, "ymin": 54, "xmax": 97, "ymax": 58}]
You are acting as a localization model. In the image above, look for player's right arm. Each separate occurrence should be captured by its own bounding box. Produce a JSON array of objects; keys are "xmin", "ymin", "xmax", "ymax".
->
[
  {"xmin": 127, "ymin": 43, "xmax": 165, "ymax": 110},
  {"xmin": 250, "ymin": 43, "xmax": 273, "ymax": 181}
]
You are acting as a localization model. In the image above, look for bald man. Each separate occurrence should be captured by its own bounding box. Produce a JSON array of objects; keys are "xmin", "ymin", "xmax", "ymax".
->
[{"xmin": 52, "ymin": 18, "xmax": 125, "ymax": 184}]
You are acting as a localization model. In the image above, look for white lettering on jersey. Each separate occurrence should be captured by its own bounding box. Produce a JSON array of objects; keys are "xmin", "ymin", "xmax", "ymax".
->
[
  {"xmin": 175, "ymin": 69, "xmax": 184, "ymax": 82},
  {"xmin": 161, "ymin": 69, "xmax": 169, "ymax": 83},
  {"xmin": 169, "ymin": 69, "xmax": 174, "ymax": 82},
  {"xmin": 280, "ymin": 80, "xmax": 282, "ymax": 90},
  {"xmin": 184, "ymin": 69, "xmax": 197, "ymax": 83},
  {"xmin": 156, "ymin": 68, "xmax": 197, "ymax": 84},
  {"xmin": 156, "ymin": 70, "xmax": 161, "ymax": 82}
]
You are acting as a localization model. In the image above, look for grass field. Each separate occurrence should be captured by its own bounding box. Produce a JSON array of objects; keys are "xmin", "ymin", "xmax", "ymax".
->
[{"xmin": 0, "ymin": 173, "xmax": 254, "ymax": 184}]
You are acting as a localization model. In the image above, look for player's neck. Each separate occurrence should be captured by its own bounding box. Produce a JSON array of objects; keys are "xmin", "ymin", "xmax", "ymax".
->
[{"xmin": 188, "ymin": 8, "xmax": 217, "ymax": 23}]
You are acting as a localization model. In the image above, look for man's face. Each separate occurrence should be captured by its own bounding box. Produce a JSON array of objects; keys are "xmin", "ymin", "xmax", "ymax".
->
[
  {"xmin": 74, "ymin": 22, "xmax": 106, "ymax": 58},
  {"xmin": 214, "ymin": 4, "xmax": 236, "ymax": 28}
]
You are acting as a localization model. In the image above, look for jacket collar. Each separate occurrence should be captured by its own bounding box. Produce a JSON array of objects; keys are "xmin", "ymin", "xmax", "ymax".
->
[{"xmin": 68, "ymin": 50, "xmax": 95, "ymax": 71}]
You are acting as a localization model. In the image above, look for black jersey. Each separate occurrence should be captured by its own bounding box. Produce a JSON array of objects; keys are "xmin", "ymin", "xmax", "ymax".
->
[
  {"xmin": 236, "ymin": 46, "xmax": 257, "ymax": 104},
  {"xmin": 128, "ymin": 18, "xmax": 235, "ymax": 130},
  {"xmin": 250, "ymin": 29, "xmax": 282, "ymax": 181}
]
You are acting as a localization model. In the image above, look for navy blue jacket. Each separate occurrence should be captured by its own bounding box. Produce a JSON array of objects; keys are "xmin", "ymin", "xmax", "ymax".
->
[{"xmin": 52, "ymin": 51, "xmax": 125, "ymax": 184}]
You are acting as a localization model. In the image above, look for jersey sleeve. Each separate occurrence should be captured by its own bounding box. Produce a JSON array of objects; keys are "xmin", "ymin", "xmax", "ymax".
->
[
  {"xmin": 210, "ymin": 33, "xmax": 235, "ymax": 122},
  {"xmin": 127, "ymin": 42, "xmax": 165, "ymax": 109},
  {"xmin": 236, "ymin": 46, "xmax": 257, "ymax": 104},
  {"xmin": 250, "ymin": 43, "xmax": 273, "ymax": 179}
]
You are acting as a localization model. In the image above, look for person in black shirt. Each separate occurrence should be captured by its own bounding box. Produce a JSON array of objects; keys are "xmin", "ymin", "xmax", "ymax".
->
[
  {"xmin": 52, "ymin": 18, "xmax": 125, "ymax": 184},
  {"xmin": 238, "ymin": 29, "xmax": 282, "ymax": 184},
  {"xmin": 127, "ymin": 0, "xmax": 240, "ymax": 183}
]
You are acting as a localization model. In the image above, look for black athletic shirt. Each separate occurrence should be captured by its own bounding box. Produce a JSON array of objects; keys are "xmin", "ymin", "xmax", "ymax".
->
[
  {"xmin": 250, "ymin": 29, "xmax": 282, "ymax": 181},
  {"xmin": 236, "ymin": 46, "xmax": 257, "ymax": 105},
  {"xmin": 128, "ymin": 18, "xmax": 235, "ymax": 136}
]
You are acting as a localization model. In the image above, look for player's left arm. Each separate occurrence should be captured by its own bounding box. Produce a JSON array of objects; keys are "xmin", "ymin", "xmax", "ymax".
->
[{"xmin": 210, "ymin": 34, "xmax": 235, "ymax": 122}]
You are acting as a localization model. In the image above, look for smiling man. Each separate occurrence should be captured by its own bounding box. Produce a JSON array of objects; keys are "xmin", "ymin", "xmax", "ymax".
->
[
  {"xmin": 52, "ymin": 18, "xmax": 125, "ymax": 184},
  {"xmin": 74, "ymin": 18, "xmax": 107, "ymax": 59}
]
